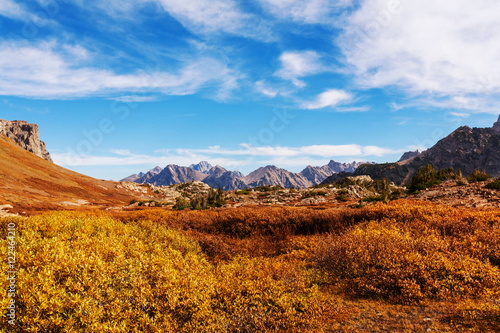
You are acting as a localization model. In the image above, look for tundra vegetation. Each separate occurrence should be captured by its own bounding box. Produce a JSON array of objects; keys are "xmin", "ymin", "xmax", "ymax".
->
[{"xmin": 2, "ymin": 201, "xmax": 500, "ymax": 331}]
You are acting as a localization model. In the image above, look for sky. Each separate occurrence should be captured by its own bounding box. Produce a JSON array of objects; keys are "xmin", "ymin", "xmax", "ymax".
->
[{"xmin": 1, "ymin": 0, "xmax": 500, "ymax": 180}]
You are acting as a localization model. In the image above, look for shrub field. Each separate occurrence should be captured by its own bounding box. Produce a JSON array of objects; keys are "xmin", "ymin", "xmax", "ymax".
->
[{"xmin": 2, "ymin": 200, "xmax": 500, "ymax": 331}]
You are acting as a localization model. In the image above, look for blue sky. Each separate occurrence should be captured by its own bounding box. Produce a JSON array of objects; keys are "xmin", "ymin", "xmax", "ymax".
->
[{"xmin": 1, "ymin": 0, "xmax": 500, "ymax": 180}]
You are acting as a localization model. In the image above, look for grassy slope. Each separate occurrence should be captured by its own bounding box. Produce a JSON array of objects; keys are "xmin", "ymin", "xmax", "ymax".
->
[{"xmin": 0, "ymin": 136, "xmax": 139, "ymax": 212}]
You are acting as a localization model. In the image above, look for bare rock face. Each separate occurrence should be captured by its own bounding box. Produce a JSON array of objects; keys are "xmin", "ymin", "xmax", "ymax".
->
[
  {"xmin": 0, "ymin": 119, "xmax": 52, "ymax": 162},
  {"xmin": 493, "ymin": 115, "xmax": 500, "ymax": 133}
]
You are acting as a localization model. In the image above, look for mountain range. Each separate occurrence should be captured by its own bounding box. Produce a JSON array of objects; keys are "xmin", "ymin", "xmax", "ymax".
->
[{"xmin": 122, "ymin": 160, "xmax": 370, "ymax": 190}]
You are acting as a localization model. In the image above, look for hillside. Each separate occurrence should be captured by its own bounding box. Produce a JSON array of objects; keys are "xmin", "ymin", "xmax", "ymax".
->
[
  {"xmin": 355, "ymin": 117, "xmax": 500, "ymax": 185},
  {"xmin": 0, "ymin": 135, "xmax": 152, "ymax": 213}
]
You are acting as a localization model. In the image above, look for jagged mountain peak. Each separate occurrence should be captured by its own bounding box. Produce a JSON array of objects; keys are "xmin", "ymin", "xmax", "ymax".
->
[{"xmin": 189, "ymin": 161, "xmax": 213, "ymax": 174}]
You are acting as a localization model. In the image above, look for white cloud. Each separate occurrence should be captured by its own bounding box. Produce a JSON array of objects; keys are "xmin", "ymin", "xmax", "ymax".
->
[
  {"xmin": 301, "ymin": 89, "xmax": 353, "ymax": 109},
  {"xmin": 449, "ymin": 112, "xmax": 470, "ymax": 118},
  {"xmin": 257, "ymin": 0, "xmax": 353, "ymax": 24},
  {"xmin": 0, "ymin": 0, "xmax": 49, "ymax": 24},
  {"xmin": 110, "ymin": 96, "xmax": 158, "ymax": 103},
  {"xmin": 255, "ymin": 81, "xmax": 278, "ymax": 98},
  {"xmin": 53, "ymin": 142, "xmax": 409, "ymax": 179},
  {"xmin": 275, "ymin": 51, "xmax": 323, "ymax": 84},
  {"xmin": 0, "ymin": 41, "xmax": 239, "ymax": 99},
  {"xmin": 54, "ymin": 142, "xmax": 404, "ymax": 168},
  {"xmin": 156, "ymin": 0, "xmax": 272, "ymax": 40},
  {"xmin": 340, "ymin": 0, "xmax": 500, "ymax": 110}
]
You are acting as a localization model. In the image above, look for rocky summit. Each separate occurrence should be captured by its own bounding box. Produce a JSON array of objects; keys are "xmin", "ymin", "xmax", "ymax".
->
[{"xmin": 0, "ymin": 119, "xmax": 52, "ymax": 162}]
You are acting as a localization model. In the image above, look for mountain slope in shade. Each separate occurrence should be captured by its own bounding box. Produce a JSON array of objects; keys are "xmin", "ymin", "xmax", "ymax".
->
[
  {"xmin": 300, "ymin": 160, "xmax": 371, "ymax": 184},
  {"xmin": 398, "ymin": 150, "xmax": 421, "ymax": 162},
  {"xmin": 146, "ymin": 165, "xmax": 207, "ymax": 186},
  {"xmin": 300, "ymin": 165, "xmax": 333, "ymax": 184},
  {"xmin": 190, "ymin": 161, "xmax": 213, "ymax": 174},
  {"xmin": 202, "ymin": 166, "xmax": 248, "ymax": 190},
  {"xmin": 0, "ymin": 135, "xmax": 146, "ymax": 213},
  {"xmin": 134, "ymin": 166, "xmax": 163, "ymax": 183},
  {"xmin": 121, "ymin": 172, "xmax": 145, "ymax": 182},
  {"xmin": 244, "ymin": 165, "xmax": 313, "ymax": 188},
  {"xmin": 355, "ymin": 117, "xmax": 500, "ymax": 185}
]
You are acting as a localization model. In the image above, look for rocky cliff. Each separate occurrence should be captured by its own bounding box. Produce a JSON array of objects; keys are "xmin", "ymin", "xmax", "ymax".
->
[
  {"xmin": 0, "ymin": 119, "xmax": 52, "ymax": 162},
  {"xmin": 493, "ymin": 115, "xmax": 500, "ymax": 133}
]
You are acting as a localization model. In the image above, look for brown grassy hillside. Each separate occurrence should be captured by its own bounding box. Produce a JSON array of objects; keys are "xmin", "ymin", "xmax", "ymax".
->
[{"xmin": 0, "ymin": 135, "xmax": 148, "ymax": 213}]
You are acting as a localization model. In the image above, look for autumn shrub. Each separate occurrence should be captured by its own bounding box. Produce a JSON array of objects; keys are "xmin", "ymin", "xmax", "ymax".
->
[
  {"xmin": 212, "ymin": 256, "xmax": 331, "ymax": 332},
  {"xmin": 408, "ymin": 166, "xmax": 467, "ymax": 193},
  {"xmin": 445, "ymin": 300, "xmax": 500, "ymax": 331},
  {"xmin": 468, "ymin": 169, "xmax": 491, "ymax": 183},
  {"xmin": 312, "ymin": 220, "xmax": 500, "ymax": 304},
  {"xmin": 485, "ymin": 178, "xmax": 500, "ymax": 190},
  {"xmin": 0, "ymin": 212, "xmax": 333, "ymax": 332}
]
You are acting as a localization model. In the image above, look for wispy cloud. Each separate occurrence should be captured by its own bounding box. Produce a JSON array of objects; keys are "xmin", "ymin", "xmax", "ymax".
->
[
  {"xmin": 300, "ymin": 89, "xmax": 353, "ymax": 110},
  {"xmin": 54, "ymin": 143, "xmax": 404, "ymax": 169},
  {"xmin": 275, "ymin": 51, "xmax": 324, "ymax": 87},
  {"xmin": 0, "ymin": 0, "xmax": 51, "ymax": 24},
  {"xmin": 255, "ymin": 81, "xmax": 278, "ymax": 98},
  {"xmin": 0, "ymin": 41, "xmax": 239, "ymax": 99},
  {"xmin": 257, "ymin": 0, "xmax": 354, "ymax": 24},
  {"xmin": 110, "ymin": 95, "xmax": 158, "ymax": 103},
  {"xmin": 156, "ymin": 0, "xmax": 273, "ymax": 40}
]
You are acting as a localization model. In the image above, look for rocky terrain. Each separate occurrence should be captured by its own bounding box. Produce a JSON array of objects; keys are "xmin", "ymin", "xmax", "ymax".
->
[
  {"xmin": 0, "ymin": 119, "xmax": 52, "ymax": 162},
  {"xmin": 412, "ymin": 179, "xmax": 500, "ymax": 209},
  {"xmin": 355, "ymin": 116, "xmax": 500, "ymax": 185}
]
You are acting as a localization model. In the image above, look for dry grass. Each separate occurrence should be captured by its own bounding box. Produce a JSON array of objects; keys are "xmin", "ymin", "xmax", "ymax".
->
[{"xmin": 0, "ymin": 136, "xmax": 142, "ymax": 213}]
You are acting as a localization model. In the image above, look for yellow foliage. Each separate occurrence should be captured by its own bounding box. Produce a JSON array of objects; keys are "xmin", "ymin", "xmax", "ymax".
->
[{"xmin": 0, "ymin": 211, "xmax": 332, "ymax": 332}]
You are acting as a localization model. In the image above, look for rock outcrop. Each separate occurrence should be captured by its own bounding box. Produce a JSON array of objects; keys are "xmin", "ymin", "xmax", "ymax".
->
[
  {"xmin": 493, "ymin": 115, "xmax": 500, "ymax": 133},
  {"xmin": 0, "ymin": 119, "xmax": 52, "ymax": 162}
]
